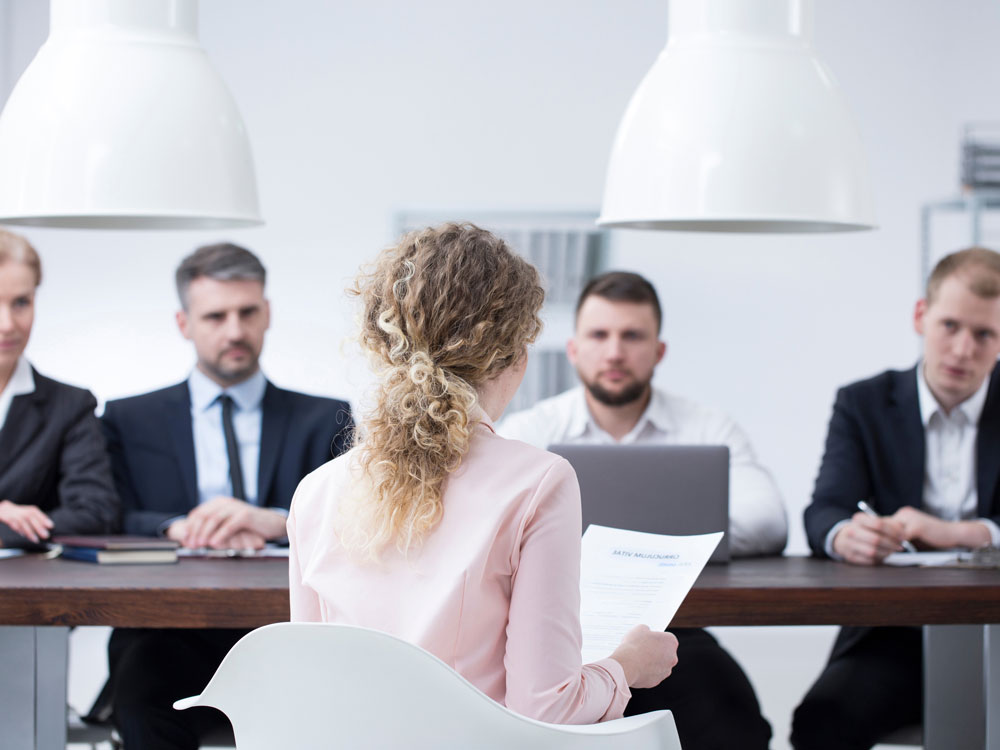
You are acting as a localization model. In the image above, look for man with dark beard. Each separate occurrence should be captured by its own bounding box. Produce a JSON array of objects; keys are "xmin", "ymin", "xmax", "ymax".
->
[{"xmin": 500, "ymin": 270, "xmax": 784, "ymax": 750}]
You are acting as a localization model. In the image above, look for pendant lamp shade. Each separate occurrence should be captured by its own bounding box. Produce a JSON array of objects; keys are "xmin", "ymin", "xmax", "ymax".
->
[
  {"xmin": 0, "ymin": 0, "xmax": 263, "ymax": 229},
  {"xmin": 599, "ymin": 0, "xmax": 875, "ymax": 233}
]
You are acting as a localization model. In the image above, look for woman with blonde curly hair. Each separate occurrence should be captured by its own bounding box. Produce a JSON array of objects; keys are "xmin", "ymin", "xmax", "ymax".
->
[{"xmin": 287, "ymin": 223, "xmax": 677, "ymax": 723}]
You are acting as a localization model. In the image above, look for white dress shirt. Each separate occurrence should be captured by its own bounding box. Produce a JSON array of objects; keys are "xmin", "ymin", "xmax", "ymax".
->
[
  {"xmin": 0, "ymin": 356, "xmax": 35, "ymax": 432},
  {"xmin": 188, "ymin": 368, "xmax": 266, "ymax": 506},
  {"xmin": 824, "ymin": 364, "xmax": 1000, "ymax": 556},
  {"xmin": 917, "ymin": 363, "xmax": 1000, "ymax": 544},
  {"xmin": 498, "ymin": 386, "xmax": 788, "ymax": 557}
]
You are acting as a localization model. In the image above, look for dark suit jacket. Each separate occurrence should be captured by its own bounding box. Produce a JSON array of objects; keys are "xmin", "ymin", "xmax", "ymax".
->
[
  {"xmin": 0, "ymin": 368, "xmax": 119, "ymax": 547},
  {"xmin": 101, "ymin": 379, "xmax": 353, "ymax": 536},
  {"xmin": 804, "ymin": 362, "xmax": 1000, "ymax": 554},
  {"xmin": 804, "ymin": 362, "xmax": 1000, "ymax": 660}
]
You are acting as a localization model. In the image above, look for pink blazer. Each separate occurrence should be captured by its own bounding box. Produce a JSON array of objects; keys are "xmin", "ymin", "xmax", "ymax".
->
[{"xmin": 287, "ymin": 419, "xmax": 629, "ymax": 723}]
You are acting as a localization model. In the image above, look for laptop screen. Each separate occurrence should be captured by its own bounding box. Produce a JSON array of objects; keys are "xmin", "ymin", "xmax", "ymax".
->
[{"xmin": 548, "ymin": 444, "xmax": 730, "ymax": 563}]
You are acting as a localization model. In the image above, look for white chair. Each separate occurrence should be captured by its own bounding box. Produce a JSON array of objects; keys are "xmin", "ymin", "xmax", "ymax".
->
[{"xmin": 175, "ymin": 622, "xmax": 681, "ymax": 750}]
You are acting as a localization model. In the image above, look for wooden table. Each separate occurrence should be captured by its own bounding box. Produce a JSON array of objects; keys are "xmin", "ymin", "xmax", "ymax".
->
[
  {"xmin": 677, "ymin": 555, "xmax": 1000, "ymax": 627},
  {"xmin": 0, "ymin": 554, "xmax": 289, "ymax": 750},
  {"xmin": 0, "ymin": 555, "xmax": 290, "ymax": 628},
  {"xmin": 2, "ymin": 555, "xmax": 999, "ymax": 748},
  {"xmin": 4, "ymin": 554, "xmax": 999, "ymax": 628}
]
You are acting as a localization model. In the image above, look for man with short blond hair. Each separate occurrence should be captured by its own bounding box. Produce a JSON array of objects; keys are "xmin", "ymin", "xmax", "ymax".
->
[
  {"xmin": 926, "ymin": 245, "xmax": 1000, "ymax": 305},
  {"xmin": 793, "ymin": 247, "xmax": 1000, "ymax": 749}
]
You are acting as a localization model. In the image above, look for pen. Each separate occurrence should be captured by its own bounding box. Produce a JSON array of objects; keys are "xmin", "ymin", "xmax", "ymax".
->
[{"xmin": 857, "ymin": 500, "xmax": 918, "ymax": 553}]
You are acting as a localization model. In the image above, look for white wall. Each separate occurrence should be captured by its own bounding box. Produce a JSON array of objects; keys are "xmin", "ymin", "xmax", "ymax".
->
[{"xmin": 5, "ymin": 2, "xmax": 1000, "ymax": 747}]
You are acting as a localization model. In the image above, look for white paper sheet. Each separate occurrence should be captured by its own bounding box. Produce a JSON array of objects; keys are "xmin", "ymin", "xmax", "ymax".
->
[
  {"xmin": 579, "ymin": 524, "xmax": 723, "ymax": 664},
  {"xmin": 176, "ymin": 545, "xmax": 290, "ymax": 558},
  {"xmin": 884, "ymin": 550, "xmax": 962, "ymax": 566}
]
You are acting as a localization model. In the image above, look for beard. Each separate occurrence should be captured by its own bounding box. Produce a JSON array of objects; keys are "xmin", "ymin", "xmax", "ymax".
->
[
  {"xmin": 582, "ymin": 375, "xmax": 650, "ymax": 407},
  {"xmin": 203, "ymin": 343, "xmax": 260, "ymax": 385}
]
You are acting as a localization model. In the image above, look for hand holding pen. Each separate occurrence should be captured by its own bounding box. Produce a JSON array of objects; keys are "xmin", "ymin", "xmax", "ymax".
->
[
  {"xmin": 832, "ymin": 500, "xmax": 914, "ymax": 565},
  {"xmin": 857, "ymin": 501, "xmax": 918, "ymax": 553}
]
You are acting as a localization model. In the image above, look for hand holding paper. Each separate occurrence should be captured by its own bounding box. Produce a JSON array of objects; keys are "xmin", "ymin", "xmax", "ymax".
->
[
  {"xmin": 580, "ymin": 525, "xmax": 723, "ymax": 664},
  {"xmin": 609, "ymin": 624, "xmax": 680, "ymax": 688}
]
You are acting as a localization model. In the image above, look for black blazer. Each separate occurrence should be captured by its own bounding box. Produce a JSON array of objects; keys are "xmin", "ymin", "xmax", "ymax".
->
[
  {"xmin": 0, "ymin": 368, "xmax": 119, "ymax": 547},
  {"xmin": 102, "ymin": 379, "xmax": 353, "ymax": 536},
  {"xmin": 804, "ymin": 363, "xmax": 1000, "ymax": 660},
  {"xmin": 804, "ymin": 362, "xmax": 1000, "ymax": 555}
]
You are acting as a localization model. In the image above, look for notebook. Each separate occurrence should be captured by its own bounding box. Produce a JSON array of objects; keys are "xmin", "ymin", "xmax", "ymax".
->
[
  {"xmin": 548, "ymin": 444, "xmax": 731, "ymax": 563},
  {"xmin": 53, "ymin": 535, "xmax": 179, "ymax": 565}
]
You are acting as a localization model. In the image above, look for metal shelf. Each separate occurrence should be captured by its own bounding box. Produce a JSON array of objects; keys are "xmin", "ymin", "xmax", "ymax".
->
[{"xmin": 920, "ymin": 190, "xmax": 1000, "ymax": 287}]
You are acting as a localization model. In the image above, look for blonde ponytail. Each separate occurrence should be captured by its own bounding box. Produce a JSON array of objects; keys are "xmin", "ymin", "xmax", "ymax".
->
[{"xmin": 342, "ymin": 223, "xmax": 544, "ymax": 559}]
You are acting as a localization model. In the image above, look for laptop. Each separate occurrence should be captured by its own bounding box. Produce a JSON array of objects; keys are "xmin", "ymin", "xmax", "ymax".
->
[{"xmin": 548, "ymin": 444, "xmax": 730, "ymax": 563}]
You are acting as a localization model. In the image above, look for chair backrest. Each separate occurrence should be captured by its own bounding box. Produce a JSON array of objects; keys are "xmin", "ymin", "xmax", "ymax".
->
[{"xmin": 175, "ymin": 622, "xmax": 681, "ymax": 750}]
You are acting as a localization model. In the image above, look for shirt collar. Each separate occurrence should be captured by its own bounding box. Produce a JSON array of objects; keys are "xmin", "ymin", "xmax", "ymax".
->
[
  {"xmin": 917, "ymin": 360, "xmax": 991, "ymax": 426},
  {"xmin": 4, "ymin": 356, "xmax": 35, "ymax": 399},
  {"xmin": 188, "ymin": 367, "xmax": 267, "ymax": 413},
  {"xmin": 571, "ymin": 384, "xmax": 676, "ymax": 439}
]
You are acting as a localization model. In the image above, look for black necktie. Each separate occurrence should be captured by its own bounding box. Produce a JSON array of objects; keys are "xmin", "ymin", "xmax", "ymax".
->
[{"xmin": 219, "ymin": 394, "xmax": 246, "ymax": 501}]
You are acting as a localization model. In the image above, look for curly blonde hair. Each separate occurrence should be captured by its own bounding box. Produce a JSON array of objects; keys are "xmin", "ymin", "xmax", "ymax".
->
[{"xmin": 343, "ymin": 223, "xmax": 544, "ymax": 558}]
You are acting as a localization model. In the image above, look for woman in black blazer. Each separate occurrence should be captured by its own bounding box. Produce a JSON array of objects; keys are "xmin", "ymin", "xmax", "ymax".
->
[{"xmin": 0, "ymin": 229, "xmax": 118, "ymax": 548}]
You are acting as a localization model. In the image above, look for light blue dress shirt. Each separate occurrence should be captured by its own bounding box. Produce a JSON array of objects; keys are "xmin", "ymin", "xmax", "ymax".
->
[{"xmin": 187, "ymin": 367, "xmax": 266, "ymax": 506}]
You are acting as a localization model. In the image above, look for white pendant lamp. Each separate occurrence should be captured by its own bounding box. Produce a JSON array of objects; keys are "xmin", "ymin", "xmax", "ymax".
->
[
  {"xmin": 0, "ymin": 0, "xmax": 263, "ymax": 229},
  {"xmin": 599, "ymin": 0, "xmax": 875, "ymax": 233}
]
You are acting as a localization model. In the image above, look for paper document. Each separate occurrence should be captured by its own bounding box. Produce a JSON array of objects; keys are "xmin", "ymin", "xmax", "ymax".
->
[
  {"xmin": 176, "ymin": 545, "xmax": 290, "ymax": 559},
  {"xmin": 579, "ymin": 525, "xmax": 723, "ymax": 664},
  {"xmin": 884, "ymin": 550, "xmax": 962, "ymax": 567}
]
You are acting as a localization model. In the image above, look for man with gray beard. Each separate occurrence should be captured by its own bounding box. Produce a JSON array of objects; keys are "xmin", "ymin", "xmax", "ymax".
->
[{"xmin": 101, "ymin": 242, "xmax": 353, "ymax": 750}]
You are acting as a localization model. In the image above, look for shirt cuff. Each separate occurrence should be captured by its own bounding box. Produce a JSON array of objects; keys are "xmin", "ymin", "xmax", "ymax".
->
[
  {"xmin": 976, "ymin": 518, "xmax": 1000, "ymax": 547},
  {"xmin": 824, "ymin": 520, "xmax": 851, "ymax": 560},
  {"xmin": 157, "ymin": 515, "xmax": 187, "ymax": 537}
]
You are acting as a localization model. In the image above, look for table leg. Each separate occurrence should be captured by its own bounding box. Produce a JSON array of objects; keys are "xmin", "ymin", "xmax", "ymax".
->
[
  {"xmin": 0, "ymin": 626, "xmax": 69, "ymax": 750},
  {"xmin": 37, "ymin": 626, "xmax": 69, "ymax": 749},
  {"xmin": 924, "ymin": 624, "xmax": 984, "ymax": 750},
  {"xmin": 986, "ymin": 624, "xmax": 1000, "ymax": 750}
]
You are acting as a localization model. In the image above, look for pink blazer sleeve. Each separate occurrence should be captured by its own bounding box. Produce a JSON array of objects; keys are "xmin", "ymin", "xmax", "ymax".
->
[{"xmin": 503, "ymin": 458, "xmax": 630, "ymax": 723}]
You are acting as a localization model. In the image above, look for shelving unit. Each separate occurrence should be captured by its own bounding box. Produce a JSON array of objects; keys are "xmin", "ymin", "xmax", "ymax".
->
[{"xmin": 920, "ymin": 190, "xmax": 1000, "ymax": 286}]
